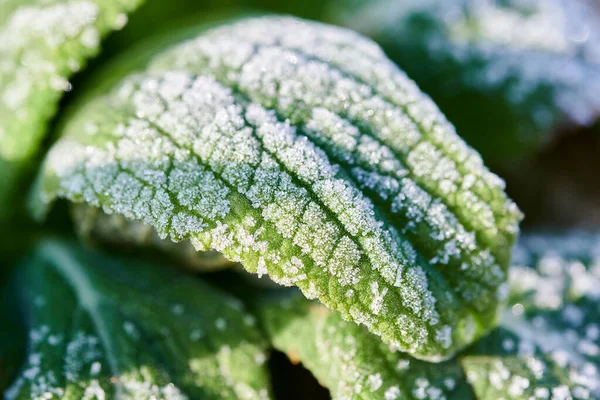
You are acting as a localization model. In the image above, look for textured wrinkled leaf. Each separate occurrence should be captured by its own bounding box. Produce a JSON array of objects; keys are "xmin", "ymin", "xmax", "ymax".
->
[
  {"xmin": 258, "ymin": 292, "xmax": 473, "ymax": 399},
  {"xmin": 0, "ymin": 0, "xmax": 144, "ymax": 218},
  {"xmin": 331, "ymin": 0, "xmax": 600, "ymax": 165},
  {"xmin": 32, "ymin": 16, "xmax": 522, "ymax": 360},
  {"xmin": 6, "ymin": 240, "xmax": 272, "ymax": 400},
  {"xmin": 72, "ymin": 204, "xmax": 232, "ymax": 271},
  {"xmin": 258, "ymin": 232, "xmax": 600, "ymax": 399}
]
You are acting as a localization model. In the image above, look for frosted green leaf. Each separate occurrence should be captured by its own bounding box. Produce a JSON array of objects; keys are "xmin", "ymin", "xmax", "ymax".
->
[
  {"xmin": 72, "ymin": 204, "xmax": 232, "ymax": 271},
  {"xmin": 0, "ymin": 0, "xmax": 144, "ymax": 219},
  {"xmin": 258, "ymin": 291, "xmax": 473, "ymax": 399},
  {"xmin": 258, "ymin": 231, "xmax": 600, "ymax": 399},
  {"xmin": 5, "ymin": 240, "xmax": 272, "ymax": 400},
  {"xmin": 331, "ymin": 0, "xmax": 600, "ymax": 165},
  {"xmin": 32, "ymin": 16, "xmax": 522, "ymax": 360}
]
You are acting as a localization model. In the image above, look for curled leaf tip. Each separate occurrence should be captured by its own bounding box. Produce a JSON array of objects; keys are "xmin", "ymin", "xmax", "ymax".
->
[{"xmin": 33, "ymin": 16, "xmax": 522, "ymax": 360}]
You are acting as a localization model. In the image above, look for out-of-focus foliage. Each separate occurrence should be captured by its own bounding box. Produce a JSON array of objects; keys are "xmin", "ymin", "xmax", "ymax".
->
[
  {"xmin": 330, "ymin": 0, "xmax": 600, "ymax": 167},
  {"xmin": 0, "ymin": 0, "xmax": 145, "ymax": 221}
]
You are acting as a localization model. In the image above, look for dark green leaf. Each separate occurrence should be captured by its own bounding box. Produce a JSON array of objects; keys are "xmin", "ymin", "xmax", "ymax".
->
[{"xmin": 5, "ymin": 240, "xmax": 272, "ymax": 399}]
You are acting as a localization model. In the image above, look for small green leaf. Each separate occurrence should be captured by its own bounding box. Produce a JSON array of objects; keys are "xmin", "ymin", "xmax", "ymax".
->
[
  {"xmin": 258, "ymin": 291, "xmax": 473, "ymax": 399},
  {"xmin": 32, "ymin": 16, "xmax": 522, "ymax": 360},
  {"xmin": 331, "ymin": 0, "xmax": 600, "ymax": 165},
  {"xmin": 461, "ymin": 231, "xmax": 600, "ymax": 399},
  {"xmin": 5, "ymin": 240, "xmax": 272, "ymax": 400},
  {"xmin": 259, "ymin": 232, "xmax": 600, "ymax": 399},
  {"xmin": 0, "ymin": 0, "xmax": 144, "ymax": 218}
]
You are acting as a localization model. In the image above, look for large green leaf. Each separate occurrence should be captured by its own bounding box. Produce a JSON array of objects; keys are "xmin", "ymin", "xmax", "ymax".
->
[
  {"xmin": 32, "ymin": 16, "xmax": 522, "ymax": 360},
  {"xmin": 259, "ymin": 231, "xmax": 600, "ymax": 399},
  {"xmin": 5, "ymin": 240, "xmax": 272, "ymax": 399},
  {"xmin": 0, "ymin": 0, "xmax": 145, "ymax": 219},
  {"xmin": 330, "ymin": 0, "xmax": 600, "ymax": 165}
]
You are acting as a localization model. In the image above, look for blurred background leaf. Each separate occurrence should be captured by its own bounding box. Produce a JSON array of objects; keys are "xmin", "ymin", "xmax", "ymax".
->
[{"xmin": 327, "ymin": 0, "xmax": 600, "ymax": 228}]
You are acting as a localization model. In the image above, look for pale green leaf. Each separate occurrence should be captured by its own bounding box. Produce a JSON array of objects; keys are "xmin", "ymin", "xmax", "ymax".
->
[
  {"xmin": 32, "ymin": 16, "xmax": 522, "ymax": 360},
  {"xmin": 258, "ymin": 291, "xmax": 473, "ymax": 399},
  {"xmin": 258, "ymin": 232, "xmax": 600, "ymax": 399},
  {"xmin": 330, "ymin": 0, "xmax": 600, "ymax": 165},
  {"xmin": 5, "ymin": 240, "xmax": 272, "ymax": 400},
  {"xmin": 0, "ymin": 0, "xmax": 144, "ymax": 218}
]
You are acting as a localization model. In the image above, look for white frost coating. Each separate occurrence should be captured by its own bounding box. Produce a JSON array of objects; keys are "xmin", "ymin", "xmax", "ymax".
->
[
  {"xmin": 42, "ymin": 71, "xmax": 450, "ymax": 354},
  {"xmin": 0, "ymin": 1, "xmax": 98, "ymax": 114},
  {"xmin": 148, "ymin": 16, "xmax": 520, "ymax": 314},
  {"xmin": 0, "ymin": 0, "xmax": 99, "ymax": 159}
]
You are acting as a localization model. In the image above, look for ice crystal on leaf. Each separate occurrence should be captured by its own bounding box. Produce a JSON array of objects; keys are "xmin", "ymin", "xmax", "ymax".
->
[
  {"xmin": 0, "ymin": 0, "xmax": 143, "ymax": 218},
  {"xmin": 258, "ymin": 231, "xmax": 600, "ymax": 399},
  {"xmin": 32, "ymin": 16, "xmax": 522, "ymax": 360},
  {"xmin": 5, "ymin": 240, "xmax": 272, "ymax": 400}
]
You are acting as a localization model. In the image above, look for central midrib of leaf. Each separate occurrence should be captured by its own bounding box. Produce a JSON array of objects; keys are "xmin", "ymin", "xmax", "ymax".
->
[{"xmin": 36, "ymin": 241, "xmax": 124, "ymax": 398}]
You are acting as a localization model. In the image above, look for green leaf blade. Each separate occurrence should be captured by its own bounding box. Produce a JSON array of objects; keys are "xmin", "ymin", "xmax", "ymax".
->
[
  {"xmin": 6, "ymin": 240, "xmax": 272, "ymax": 400},
  {"xmin": 33, "ymin": 16, "xmax": 521, "ymax": 360}
]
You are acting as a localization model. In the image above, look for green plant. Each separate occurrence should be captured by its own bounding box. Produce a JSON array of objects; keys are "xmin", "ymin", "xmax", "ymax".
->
[{"xmin": 1, "ymin": 1, "xmax": 598, "ymax": 399}]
